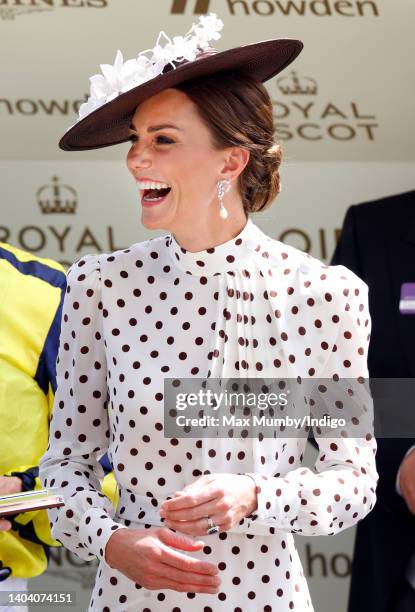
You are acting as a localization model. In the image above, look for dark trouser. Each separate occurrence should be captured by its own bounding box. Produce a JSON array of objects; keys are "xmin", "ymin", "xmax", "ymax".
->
[{"xmin": 388, "ymin": 574, "xmax": 415, "ymax": 612}]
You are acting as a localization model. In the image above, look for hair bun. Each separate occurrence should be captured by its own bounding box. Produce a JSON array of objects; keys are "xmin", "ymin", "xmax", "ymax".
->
[{"xmin": 176, "ymin": 71, "xmax": 282, "ymax": 214}]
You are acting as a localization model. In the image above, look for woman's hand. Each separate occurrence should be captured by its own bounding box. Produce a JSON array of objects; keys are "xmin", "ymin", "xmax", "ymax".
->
[
  {"xmin": 105, "ymin": 527, "xmax": 221, "ymax": 594},
  {"xmin": 159, "ymin": 473, "xmax": 258, "ymax": 536}
]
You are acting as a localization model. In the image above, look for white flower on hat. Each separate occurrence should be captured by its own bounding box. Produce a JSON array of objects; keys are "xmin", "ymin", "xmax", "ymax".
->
[
  {"xmin": 193, "ymin": 13, "xmax": 224, "ymax": 48},
  {"xmin": 76, "ymin": 13, "xmax": 224, "ymax": 123},
  {"xmin": 168, "ymin": 35, "xmax": 199, "ymax": 62},
  {"xmin": 148, "ymin": 31, "xmax": 178, "ymax": 71}
]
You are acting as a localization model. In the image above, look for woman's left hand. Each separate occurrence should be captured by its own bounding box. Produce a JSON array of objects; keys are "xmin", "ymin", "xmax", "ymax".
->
[{"xmin": 159, "ymin": 474, "xmax": 258, "ymax": 536}]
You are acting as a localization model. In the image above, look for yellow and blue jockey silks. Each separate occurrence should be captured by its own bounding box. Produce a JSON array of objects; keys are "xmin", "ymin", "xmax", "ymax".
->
[
  {"xmin": 0, "ymin": 243, "xmax": 118, "ymax": 579},
  {"xmin": 0, "ymin": 242, "xmax": 67, "ymax": 578}
]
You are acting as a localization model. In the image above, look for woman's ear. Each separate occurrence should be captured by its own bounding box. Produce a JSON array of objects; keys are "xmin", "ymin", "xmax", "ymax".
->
[{"xmin": 220, "ymin": 147, "xmax": 250, "ymax": 181}]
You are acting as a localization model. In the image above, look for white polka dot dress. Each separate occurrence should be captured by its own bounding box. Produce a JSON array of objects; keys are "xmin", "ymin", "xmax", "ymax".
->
[{"xmin": 39, "ymin": 216, "xmax": 378, "ymax": 612}]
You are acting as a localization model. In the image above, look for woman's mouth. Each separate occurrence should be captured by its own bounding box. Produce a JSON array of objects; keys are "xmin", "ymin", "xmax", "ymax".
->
[{"xmin": 137, "ymin": 180, "xmax": 172, "ymax": 207}]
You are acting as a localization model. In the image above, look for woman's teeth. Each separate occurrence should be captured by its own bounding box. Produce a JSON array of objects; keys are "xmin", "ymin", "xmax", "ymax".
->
[
  {"xmin": 137, "ymin": 181, "xmax": 170, "ymax": 190},
  {"xmin": 137, "ymin": 181, "xmax": 171, "ymax": 203}
]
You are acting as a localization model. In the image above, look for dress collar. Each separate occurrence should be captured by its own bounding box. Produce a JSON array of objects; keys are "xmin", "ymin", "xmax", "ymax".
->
[{"xmin": 166, "ymin": 217, "xmax": 265, "ymax": 276}]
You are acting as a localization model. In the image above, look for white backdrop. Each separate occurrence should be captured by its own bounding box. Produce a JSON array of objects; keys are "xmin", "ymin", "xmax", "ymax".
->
[{"xmin": 2, "ymin": 1, "xmax": 415, "ymax": 611}]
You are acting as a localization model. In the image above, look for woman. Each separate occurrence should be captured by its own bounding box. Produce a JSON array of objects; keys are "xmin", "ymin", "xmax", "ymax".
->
[{"xmin": 40, "ymin": 13, "xmax": 378, "ymax": 612}]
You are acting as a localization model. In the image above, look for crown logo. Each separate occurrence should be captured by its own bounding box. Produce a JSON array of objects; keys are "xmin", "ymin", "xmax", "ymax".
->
[
  {"xmin": 276, "ymin": 71, "xmax": 318, "ymax": 96},
  {"xmin": 37, "ymin": 176, "xmax": 77, "ymax": 214}
]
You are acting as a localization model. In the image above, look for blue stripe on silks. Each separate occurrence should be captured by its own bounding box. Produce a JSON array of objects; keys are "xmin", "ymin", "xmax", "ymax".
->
[
  {"xmin": 99, "ymin": 454, "xmax": 112, "ymax": 474},
  {"xmin": 0, "ymin": 245, "xmax": 66, "ymax": 290},
  {"xmin": 0, "ymin": 245, "xmax": 68, "ymax": 395},
  {"xmin": 34, "ymin": 276, "xmax": 66, "ymax": 395},
  {"xmin": 10, "ymin": 518, "xmax": 49, "ymax": 547},
  {"xmin": 11, "ymin": 467, "xmax": 39, "ymax": 492}
]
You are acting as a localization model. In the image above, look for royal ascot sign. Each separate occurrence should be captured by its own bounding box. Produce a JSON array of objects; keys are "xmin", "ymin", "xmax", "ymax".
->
[
  {"xmin": 0, "ymin": 173, "xmax": 340, "ymax": 268},
  {"xmin": 0, "ymin": 78, "xmax": 379, "ymax": 145},
  {"xmin": 170, "ymin": 0, "xmax": 380, "ymax": 17},
  {"xmin": 273, "ymin": 72, "xmax": 378, "ymax": 143},
  {"xmin": 0, "ymin": 0, "xmax": 107, "ymax": 20},
  {"xmin": 0, "ymin": 175, "xmax": 128, "ymax": 268}
]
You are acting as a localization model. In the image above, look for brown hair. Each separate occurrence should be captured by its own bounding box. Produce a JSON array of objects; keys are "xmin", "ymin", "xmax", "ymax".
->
[{"xmin": 175, "ymin": 70, "xmax": 282, "ymax": 214}]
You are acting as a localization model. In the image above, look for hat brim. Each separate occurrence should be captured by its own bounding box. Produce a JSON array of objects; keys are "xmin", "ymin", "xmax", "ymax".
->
[{"xmin": 59, "ymin": 38, "xmax": 303, "ymax": 152}]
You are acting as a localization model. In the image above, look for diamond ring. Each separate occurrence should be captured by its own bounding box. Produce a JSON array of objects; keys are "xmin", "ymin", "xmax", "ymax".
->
[{"xmin": 206, "ymin": 516, "xmax": 219, "ymax": 535}]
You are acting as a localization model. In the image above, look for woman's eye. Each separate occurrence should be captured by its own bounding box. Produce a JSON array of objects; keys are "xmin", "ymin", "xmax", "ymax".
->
[
  {"xmin": 128, "ymin": 134, "xmax": 174, "ymax": 145},
  {"xmin": 156, "ymin": 135, "xmax": 174, "ymax": 145}
]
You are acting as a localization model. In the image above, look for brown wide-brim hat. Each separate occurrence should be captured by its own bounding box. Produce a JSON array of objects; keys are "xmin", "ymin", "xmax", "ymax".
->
[{"xmin": 60, "ymin": 39, "xmax": 303, "ymax": 152}]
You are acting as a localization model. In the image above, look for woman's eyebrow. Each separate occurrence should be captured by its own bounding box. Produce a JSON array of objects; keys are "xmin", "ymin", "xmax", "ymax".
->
[{"xmin": 129, "ymin": 122, "xmax": 182, "ymax": 132}]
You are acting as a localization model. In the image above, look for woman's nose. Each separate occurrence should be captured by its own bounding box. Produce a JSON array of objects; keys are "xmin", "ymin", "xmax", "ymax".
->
[{"xmin": 129, "ymin": 141, "xmax": 153, "ymax": 169}]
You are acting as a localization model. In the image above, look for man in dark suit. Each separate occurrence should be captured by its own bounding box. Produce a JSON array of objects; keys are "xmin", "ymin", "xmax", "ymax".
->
[{"xmin": 331, "ymin": 189, "xmax": 415, "ymax": 612}]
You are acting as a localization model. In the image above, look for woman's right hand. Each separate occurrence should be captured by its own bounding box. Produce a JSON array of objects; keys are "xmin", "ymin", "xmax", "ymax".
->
[{"xmin": 105, "ymin": 527, "xmax": 221, "ymax": 594}]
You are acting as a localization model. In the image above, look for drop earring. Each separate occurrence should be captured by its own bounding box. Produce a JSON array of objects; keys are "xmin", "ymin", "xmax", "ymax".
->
[{"xmin": 217, "ymin": 179, "xmax": 231, "ymax": 220}]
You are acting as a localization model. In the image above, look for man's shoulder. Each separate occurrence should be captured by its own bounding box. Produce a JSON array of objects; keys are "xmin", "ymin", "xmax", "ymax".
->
[
  {"xmin": 0, "ymin": 242, "xmax": 64, "ymax": 272},
  {"xmin": 349, "ymin": 190, "xmax": 414, "ymax": 220},
  {"xmin": 0, "ymin": 242, "xmax": 66, "ymax": 289}
]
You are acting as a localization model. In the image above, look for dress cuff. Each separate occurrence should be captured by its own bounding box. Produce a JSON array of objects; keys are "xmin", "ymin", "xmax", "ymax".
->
[
  {"xmin": 244, "ymin": 472, "xmax": 301, "ymax": 530},
  {"xmin": 78, "ymin": 508, "xmax": 128, "ymax": 566}
]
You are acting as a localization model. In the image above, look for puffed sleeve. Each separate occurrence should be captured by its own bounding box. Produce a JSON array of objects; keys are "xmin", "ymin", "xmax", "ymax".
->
[
  {"xmin": 245, "ymin": 267, "xmax": 378, "ymax": 536},
  {"xmin": 39, "ymin": 254, "xmax": 126, "ymax": 563}
]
